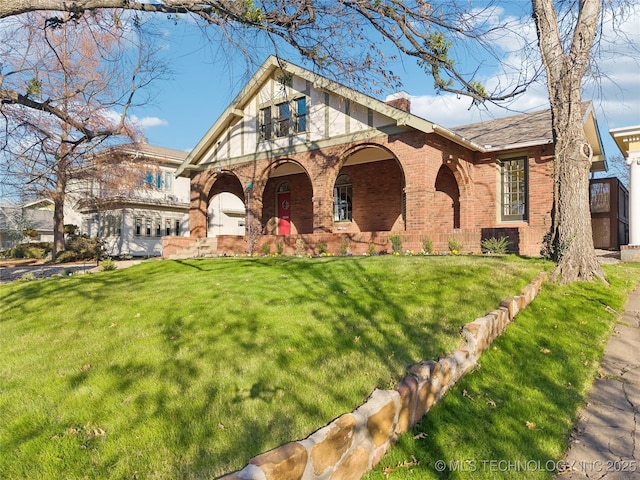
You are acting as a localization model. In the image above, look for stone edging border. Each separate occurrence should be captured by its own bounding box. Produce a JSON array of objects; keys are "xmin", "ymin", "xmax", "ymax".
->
[{"xmin": 220, "ymin": 271, "xmax": 548, "ymax": 480}]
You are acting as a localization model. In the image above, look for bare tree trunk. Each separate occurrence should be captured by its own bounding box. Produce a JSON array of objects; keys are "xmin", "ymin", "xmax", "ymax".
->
[
  {"xmin": 52, "ymin": 171, "xmax": 66, "ymax": 260},
  {"xmin": 533, "ymin": 0, "xmax": 605, "ymax": 284}
]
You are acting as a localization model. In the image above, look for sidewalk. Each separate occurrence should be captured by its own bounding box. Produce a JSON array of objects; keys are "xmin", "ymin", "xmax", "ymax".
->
[{"xmin": 558, "ymin": 283, "xmax": 640, "ymax": 478}]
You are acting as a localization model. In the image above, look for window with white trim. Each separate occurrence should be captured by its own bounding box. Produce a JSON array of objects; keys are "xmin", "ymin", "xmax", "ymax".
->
[
  {"xmin": 500, "ymin": 157, "xmax": 527, "ymax": 221},
  {"xmin": 333, "ymin": 173, "xmax": 352, "ymax": 222}
]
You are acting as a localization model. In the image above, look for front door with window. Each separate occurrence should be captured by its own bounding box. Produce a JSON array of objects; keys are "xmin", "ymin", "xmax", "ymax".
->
[{"xmin": 277, "ymin": 191, "xmax": 291, "ymax": 235}]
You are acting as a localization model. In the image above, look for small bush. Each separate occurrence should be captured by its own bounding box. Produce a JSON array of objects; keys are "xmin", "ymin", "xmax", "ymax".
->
[
  {"xmin": 367, "ymin": 243, "xmax": 377, "ymax": 256},
  {"xmin": 100, "ymin": 257, "xmax": 117, "ymax": 271},
  {"xmin": 19, "ymin": 272, "xmax": 35, "ymax": 282},
  {"xmin": 447, "ymin": 237, "xmax": 462, "ymax": 254},
  {"xmin": 317, "ymin": 241, "xmax": 328, "ymax": 255},
  {"xmin": 276, "ymin": 241, "xmax": 284, "ymax": 255},
  {"xmin": 64, "ymin": 224, "xmax": 78, "ymax": 235},
  {"xmin": 59, "ymin": 235, "xmax": 103, "ymax": 262},
  {"xmin": 11, "ymin": 242, "xmax": 52, "ymax": 259},
  {"xmin": 389, "ymin": 235, "xmax": 402, "ymax": 254},
  {"xmin": 261, "ymin": 243, "xmax": 272, "ymax": 255},
  {"xmin": 295, "ymin": 238, "xmax": 306, "ymax": 256},
  {"xmin": 339, "ymin": 239, "xmax": 350, "ymax": 256},
  {"xmin": 422, "ymin": 237, "xmax": 433, "ymax": 255},
  {"xmin": 481, "ymin": 236, "xmax": 512, "ymax": 255}
]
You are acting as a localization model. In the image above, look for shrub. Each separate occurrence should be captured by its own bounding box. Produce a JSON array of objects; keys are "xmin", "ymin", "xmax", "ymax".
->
[
  {"xmin": 481, "ymin": 236, "xmax": 512, "ymax": 255},
  {"xmin": 422, "ymin": 237, "xmax": 433, "ymax": 255},
  {"xmin": 19, "ymin": 272, "xmax": 35, "ymax": 282},
  {"xmin": 447, "ymin": 237, "xmax": 462, "ymax": 254},
  {"xmin": 57, "ymin": 235, "xmax": 103, "ymax": 262},
  {"xmin": 64, "ymin": 224, "xmax": 78, "ymax": 235},
  {"xmin": 339, "ymin": 239, "xmax": 350, "ymax": 256},
  {"xmin": 261, "ymin": 243, "xmax": 272, "ymax": 255},
  {"xmin": 295, "ymin": 238, "xmax": 306, "ymax": 256},
  {"xmin": 317, "ymin": 241, "xmax": 328, "ymax": 255},
  {"xmin": 100, "ymin": 257, "xmax": 117, "ymax": 271},
  {"xmin": 22, "ymin": 228, "xmax": 40, "ymax": 240},
  {"xmin": 367, "ymin": 243, "xmax": 377, "ymax": 256},
  {"xmin": 389, "ymin": 234, "xmax": 402, "ymax": 254},
  {"xmin": 11, "ymin": 242, "xmax": 52, "ymax": 259},
  {"xmin": 276, "ymin": 241, "xmax": 284, "ymax": 255}
]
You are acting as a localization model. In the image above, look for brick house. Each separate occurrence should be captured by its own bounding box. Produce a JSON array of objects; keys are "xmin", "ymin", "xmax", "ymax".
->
[{"xmin": 166, "ymin": 56, "xmax": 606, "ymax": 258}]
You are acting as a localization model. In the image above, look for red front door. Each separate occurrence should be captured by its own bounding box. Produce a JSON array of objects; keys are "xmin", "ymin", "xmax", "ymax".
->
[{"xmin": 277, "ymin": 192, "xmax": 291, "ymax": 235}]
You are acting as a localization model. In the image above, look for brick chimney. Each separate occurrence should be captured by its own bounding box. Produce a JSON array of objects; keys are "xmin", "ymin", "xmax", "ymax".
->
[{"xmin": 385, "ymin": 92, "xmax": 411, "ymax": 113}]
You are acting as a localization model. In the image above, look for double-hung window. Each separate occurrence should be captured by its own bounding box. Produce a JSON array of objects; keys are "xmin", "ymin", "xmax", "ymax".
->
[
  {"xmin": 295, "ymin": 97, "xmax": 307, "ymax": 133},
  {"xmin": 275, "ymin": 102, "xmax": 290, "ymax": 137},
  {"xmin": 500, "ymin": 157, "xmax": 527, "ymax": 221},
  {"xmin": 259, "ymin": 96, "xmax": 308, "ymax": 141}
]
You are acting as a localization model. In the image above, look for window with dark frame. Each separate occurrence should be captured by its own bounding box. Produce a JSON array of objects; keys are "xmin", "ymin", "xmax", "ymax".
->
[
  {"xmin": 259, "ymin": 95, "xmax": 308, "ymax": 142},
  {"xmin": 259, "ymin": 106, "xmax": 272, "ymax": 140},
  {"xmin": 165, "ymin": 219, "xmax": 171, "ymax": 236},
  {"xmin": 275, "ymin": 102, "xmax": 290, "ymax": 137},
  {"xmin": 146, "ymin": 218, "xmax": 152, "ymax": 236},
  {"xmin": 295, "ymin": 97, "xmax": 307, "ymax": 133},
  {"xmin": 135, "ymin": 217, "xmax": 142, "ymax": 236},
  {"xmin": 500, "ymin": 158, "xmax": 527, "ymax": 221},
  {"xmin": 333, "ymin": 173, "xmax": 353, "ymax": 222},
  {"xmin": 175, "ymin": 220, "xmax": 181, "ymax": 235}
]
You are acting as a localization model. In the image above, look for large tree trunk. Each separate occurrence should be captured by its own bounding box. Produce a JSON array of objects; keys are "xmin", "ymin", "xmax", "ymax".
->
[
  {"xmin": 51, "ymin": 168, "xmax": 66, "ymax": 260},
  {"xmin": 532, "ymin": 0, "xmax": 605, "ymax": 284},
  {"xmin": 550, "ymin": 100, "xmax": 605, "ymax": 284}
]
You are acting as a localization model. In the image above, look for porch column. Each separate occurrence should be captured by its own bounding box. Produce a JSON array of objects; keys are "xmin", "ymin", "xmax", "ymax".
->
[
  {"xmin": 628, "ymin": 150, "xmax": 640, "ymax": 246},
  {"xmin": 610, "ymin": 125, "xmax": 640, "ymax": 262}
]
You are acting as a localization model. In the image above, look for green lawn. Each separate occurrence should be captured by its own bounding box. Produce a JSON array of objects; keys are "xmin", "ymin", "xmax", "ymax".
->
[
  {"xmin": 366, "ymin": 262, "xmax": 640, "ymax": 479},
  {"xmin": 0, "ymin": 255, "xmax": 558, "ymax": 478}
]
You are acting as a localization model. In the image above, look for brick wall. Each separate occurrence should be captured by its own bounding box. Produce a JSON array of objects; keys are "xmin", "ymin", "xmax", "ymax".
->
[{"xmin": 185, "ymin": 133, "xmax": 554, "ymax": 258}]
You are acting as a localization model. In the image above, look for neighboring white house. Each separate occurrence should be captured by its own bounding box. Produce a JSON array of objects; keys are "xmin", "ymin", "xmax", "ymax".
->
[
  {"xmin": 65, "ymin": 143, "xmax": 192, "ymax": 257},
  {"xmin": 0, "ymin": 199, "xmax": 54, "ymax": 250}
]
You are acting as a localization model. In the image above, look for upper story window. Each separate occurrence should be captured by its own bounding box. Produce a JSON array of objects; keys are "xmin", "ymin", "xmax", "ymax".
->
[
  {"xmin": 275, "ymin": 102, "xmax": 290, "ymax": 137},
  {"xmin": 295, "ymin": 97, "xmax": 307, "ymax": 133},
  {"xmin": 500, "ymin": 157, "xmax": 527, "ymax": 221},
  {"xmin": 259, "ymin": 96, "xmax": 308, "ymax": 141},
  {"xmin": 144, "ymin": 169, "xmax": 172, "ymax": 192},
  {"xmin": 333, "ymin": 173, "xmax": 352, "ymax": 222},
  {"xmin": 259, "ymin": 106, "xmax": 272, "ymax": 140}
]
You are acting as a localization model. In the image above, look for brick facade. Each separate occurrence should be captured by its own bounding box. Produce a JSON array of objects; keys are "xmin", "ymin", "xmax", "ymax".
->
[
  {"xmin": 169, "ymin": 57, "xmax": 590, "ymax": 260},
  {"xmin": 187, "ymin": 130, "xmax": 555, "ymax": 257}
]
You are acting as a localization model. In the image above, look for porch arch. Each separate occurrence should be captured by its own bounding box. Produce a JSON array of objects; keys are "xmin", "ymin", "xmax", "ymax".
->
[
  {"xmin": 261, "ymin": 159, "xmax": 314, "ymax": 235},
  {"xmin": 325, "ymin": 143, "xmax": 405, "ymax": 232},
  {"xmin": 206, "ymin": 172, "xmax": 246, "ymax": 237},
  {"xmin": 434, "ymin": 164, "xmax": 460, "ymax": 229}
]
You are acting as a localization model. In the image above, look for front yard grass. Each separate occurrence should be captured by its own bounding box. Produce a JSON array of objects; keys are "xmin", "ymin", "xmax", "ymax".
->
[
  {"xmin": 366, "ymin": 262, "xmax": 640, "ymax": 479},
  {"xmin": 2, "ymin": 255, "xmax": 551, "ymax": 478}
]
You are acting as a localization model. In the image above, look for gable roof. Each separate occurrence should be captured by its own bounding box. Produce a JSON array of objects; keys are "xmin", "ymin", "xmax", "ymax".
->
[
  {"xmin": 96, "ymin": 142, "xmax": 188, "ymax": 166},
  {"xmin": 450, "ymin": 102, "xmax": 606, "ymax": 170},
  {"xmin": 176, "ymin": 56, "xmax": 607, "ymax": 176},
  {"xmin": 175, "ymin": 56, "xmax": 438, "ymax": 177}
]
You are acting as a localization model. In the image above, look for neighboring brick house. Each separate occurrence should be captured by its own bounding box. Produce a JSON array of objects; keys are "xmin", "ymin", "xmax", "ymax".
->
[{"xmin": 168, "ymin": 56, "xmax": 606, "ymax": 257}]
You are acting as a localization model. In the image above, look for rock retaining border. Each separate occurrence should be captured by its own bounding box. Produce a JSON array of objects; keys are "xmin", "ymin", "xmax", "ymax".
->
[{"xmin": 220, "ymin": 272, "xmax": 548, "ymax": 480}]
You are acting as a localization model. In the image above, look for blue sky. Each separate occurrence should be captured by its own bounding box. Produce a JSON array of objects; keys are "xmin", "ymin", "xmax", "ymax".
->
[{"xmin": 128, "ymin": 3, "xmax": 639, "ymax": 169}]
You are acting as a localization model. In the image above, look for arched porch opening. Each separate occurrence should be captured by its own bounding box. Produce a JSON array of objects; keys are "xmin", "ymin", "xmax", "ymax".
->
[
  {"xmin": 262, "ymin": 160, "xmax": 313, "ymax": 235},
  {"xmin": 206, "ymin": 172, "xmax": 246, "ymax": 237},
  {"xmin": 334, "ymin": 145, "xmax": 405, "ymax": 233},
  {"xmin": 434, "ymin": 164, "xmax": 460, "ymax": 229}
]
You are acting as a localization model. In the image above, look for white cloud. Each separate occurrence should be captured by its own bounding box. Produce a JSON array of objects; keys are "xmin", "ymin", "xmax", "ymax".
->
[
  {"xmin": 408, "ymin": 3, "xmax": 640, "ymax": 143},
  {"xmin": 129, "ymin": 115, "xmax": 169, "ymax": 129}
]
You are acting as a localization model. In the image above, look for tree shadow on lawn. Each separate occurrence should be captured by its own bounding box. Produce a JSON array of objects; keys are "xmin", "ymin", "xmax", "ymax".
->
[
  {"xmin": 0, "ymin": 256, "xmax": 542, "ymax": 478},
  {"xmin": 366, "ymin": 280, "xmax": 618, "ymax": 479}
]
